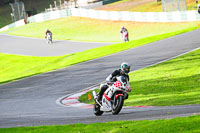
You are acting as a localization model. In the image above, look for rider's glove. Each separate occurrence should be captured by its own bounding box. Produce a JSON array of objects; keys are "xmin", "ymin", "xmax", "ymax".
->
[
  {"xmin": 107, "ymin": 81, "xmax": 113, "ymax": 85},
  {"xmin": 126, "ymin": 86, "xmax": 131, "ymax": 92}
]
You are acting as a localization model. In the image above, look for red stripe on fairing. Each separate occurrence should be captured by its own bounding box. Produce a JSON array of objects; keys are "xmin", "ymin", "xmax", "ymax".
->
[
  {"xmin": 104, "ymin": 93, "xmax": 111, "ymax": 101},
  {"xmin": 115, "ymin": 94, "xmax": 124, "ymax": 99}
]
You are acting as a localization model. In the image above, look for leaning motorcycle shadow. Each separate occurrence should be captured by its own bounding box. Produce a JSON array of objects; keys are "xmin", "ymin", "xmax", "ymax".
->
[
  {"xmin": 93, "ymin": 106, "xmax": 152, "ymax": 116},
  {"xmin": 45, "ymin": 40, "xmax": 61, "ymax": 44},
  {"xmin": 94, "ymin": 111, "xmax": 136, "ymax": 117}
]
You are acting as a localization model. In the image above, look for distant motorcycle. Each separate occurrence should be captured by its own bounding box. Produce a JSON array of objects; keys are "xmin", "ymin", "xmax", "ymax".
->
[
  {"xmin": 46, "ymin": 33, "xmax": 52, "ymax": 44},
  {"xmin": 123, "ymin": 31, "xmax": 129, "ymax": 42},
  {"xmin": 92, "ymin": 76, "xmax": 131, "ymax": 116}
]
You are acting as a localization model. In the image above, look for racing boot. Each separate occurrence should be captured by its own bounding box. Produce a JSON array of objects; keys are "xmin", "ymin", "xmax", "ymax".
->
[
  {"xmin": 97, "ymin": 93, "xmax": 102, "ymax": 104},
  {"xmin": 97, "ymin": 84, "xmax": 108, "ymax": 103}
]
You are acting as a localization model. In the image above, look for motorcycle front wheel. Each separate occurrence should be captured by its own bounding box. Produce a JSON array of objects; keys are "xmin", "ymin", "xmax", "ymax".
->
[
  {"xmin": 93, "ymin": 101, "xmax": 103, "ymax": 116},
  {"xmin": 112, "ymin": 95, "xmax": 124, "ymax": 115},
  {"xmin": 49, "ymin": 39, "xmax": 52, "ymax": 44}
]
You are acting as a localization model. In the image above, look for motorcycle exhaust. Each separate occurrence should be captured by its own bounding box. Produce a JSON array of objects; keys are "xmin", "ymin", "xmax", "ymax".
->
[
  {"xmin": 92, "ymin": 91, "xmax": 97, "ymax": 99},
  {"xmin": 93, "ymin": 91, "xmax": 102, "ymax": 106}
]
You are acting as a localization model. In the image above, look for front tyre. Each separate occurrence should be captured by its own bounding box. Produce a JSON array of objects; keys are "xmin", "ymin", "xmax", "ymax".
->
[
  {"xmin": 93, "ymin": 101, "xmax": 103, "ymax": 116},
  {"xmin": 112, "ymin": 95, "xmax": 124, "ymax": 115}
]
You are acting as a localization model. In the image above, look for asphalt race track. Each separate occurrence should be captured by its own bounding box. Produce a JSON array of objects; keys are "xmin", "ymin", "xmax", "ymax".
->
[
  {"xmin": 0, "ymin": 34, "xmax": 113, "ymax": 56},
  {"xmin": 0, "ymin": 30, "xmax": 200, "ymax": 128}
]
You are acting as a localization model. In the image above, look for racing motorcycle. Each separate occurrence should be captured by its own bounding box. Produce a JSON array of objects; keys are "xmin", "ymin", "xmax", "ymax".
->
[
  {"xmin": 46, "ymin": 33, "xmax": 52, "ymax": 44},
  {"xmin": 123, "ymin": 31, "xmax": 129, "ymax": 42},
  {"xmin": 92, "ymin": 76, "xmax": 131, "ymax": 116}
]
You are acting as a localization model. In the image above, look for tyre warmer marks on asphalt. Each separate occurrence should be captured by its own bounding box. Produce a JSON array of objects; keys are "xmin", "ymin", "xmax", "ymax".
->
[{"xmin": 61, "ymin": 88, "xmax": 152, "ymax": 109}]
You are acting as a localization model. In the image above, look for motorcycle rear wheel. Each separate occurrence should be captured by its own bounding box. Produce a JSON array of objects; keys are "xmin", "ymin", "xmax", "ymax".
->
[
  {"xmin": 112, "ymin": 95, "xmax": 124, "ymax": 115},
  {"xmin": 93, "ymin": 101, "xmax": 103, "ymax": 116}
]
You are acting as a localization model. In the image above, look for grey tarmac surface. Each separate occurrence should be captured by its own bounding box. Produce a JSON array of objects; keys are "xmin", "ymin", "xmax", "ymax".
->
[
  {"xmin": 0, "ymin": 29, "xmax": 200, "ymax": 128},
  {"xmin": 0, "ymin": 34, "xmax": 113, "ymax": 56}
]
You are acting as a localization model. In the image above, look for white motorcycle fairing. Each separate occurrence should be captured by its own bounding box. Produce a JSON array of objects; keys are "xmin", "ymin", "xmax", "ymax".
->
[
  {"xmin": 93, "ymin": 76, "xmax": 131, "ymax": 115},
  {"xmin": 101, "ymin": 78, "xmax": 131, "ymax": 112},
  {"xmin": 101, "ymin": 82, "xmax": 121, "ymax": 112},
  {"xmin": 46, "ymin": 33, "xmax": 52, "ymax": 44}
]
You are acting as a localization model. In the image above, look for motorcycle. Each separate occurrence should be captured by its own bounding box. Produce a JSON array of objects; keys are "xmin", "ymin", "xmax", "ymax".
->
[
  {"xmin": 92, "ymin": 76, "xmax": 131, "ymax": 116},
  {"xmin": 123, "ymin": 31, "xmax": 129, "ymax": 42},
  {"xmin": 46, "ymin": 33, "xmax": 52, "ymax": 44}
]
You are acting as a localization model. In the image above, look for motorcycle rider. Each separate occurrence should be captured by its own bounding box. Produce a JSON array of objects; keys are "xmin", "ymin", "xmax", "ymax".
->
[
  {"xmin": 97, "ymin": 62, "xmax": 131, "ymax": 102},
  {"xmin": 45, "ymin": 28, "xmax": 52, "ymax": 39},
  {"xmin": 120, "ymin": 26, "xmax": 129, "ymax": 42}
]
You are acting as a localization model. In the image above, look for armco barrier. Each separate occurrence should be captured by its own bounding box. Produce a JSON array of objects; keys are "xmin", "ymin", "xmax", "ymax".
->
[{"xmin": 1, "ymin": 8, "xmax": 200, "ymax": 32}]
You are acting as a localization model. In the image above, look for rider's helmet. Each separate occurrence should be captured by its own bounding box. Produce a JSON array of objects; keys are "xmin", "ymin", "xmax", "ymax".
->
[
  {"xmin": 46, "ymin": 28, "xmax": 49, "ymax": 32},
  {"xmin": 120, "ymin": 62, "xmax": 130, "ymax": 75}
]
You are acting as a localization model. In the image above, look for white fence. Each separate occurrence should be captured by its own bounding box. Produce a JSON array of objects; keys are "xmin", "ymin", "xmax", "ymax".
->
[
  {"xmin": 1, "ymin": 8, "xmax": 200, "ymax": 32},
  {"xmin": 71, "ymin": 8, "xmax": 200, "ymax": 22}
]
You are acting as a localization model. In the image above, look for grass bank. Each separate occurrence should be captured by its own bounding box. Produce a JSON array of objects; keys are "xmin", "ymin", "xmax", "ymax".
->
[
  {"xmin": 96, "ymin": 0, "xmax": 198, "ymax": 12},
  {"xmin": 5, "ymin": 17, "xmax": 200, "ymax": 42},
  {"xmin": 0, "ymin": 26, "xmax": 198, "ymax": 84},
  {"xmin": 0, "ymin": 115, "xmax": 200, "ymax": 132},
  {"xmin": 79, "ymin": 48, "xmax": 200, "ymax": 106}
]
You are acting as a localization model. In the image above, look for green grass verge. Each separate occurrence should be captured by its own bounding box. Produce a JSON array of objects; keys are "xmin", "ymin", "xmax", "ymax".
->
[
  {"xmin": 4, "ymin": 17, "xmax": 200, "ymax": 42},
  {"xmin": 0, "ymin": 115, "xmax": 200, "ymax": 132},
  {"xmin": 80, "ymin": 48, "xmax": 200, "ymax": 106},
  {"xmin": 0, "ymin": 26, "xmax": 198, "ymax": 84}
]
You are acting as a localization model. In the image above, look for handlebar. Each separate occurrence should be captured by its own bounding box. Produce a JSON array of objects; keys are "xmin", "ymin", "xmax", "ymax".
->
[{"xmin": 107, "ymin": 81, "xmax": 113, "ymax": 86}]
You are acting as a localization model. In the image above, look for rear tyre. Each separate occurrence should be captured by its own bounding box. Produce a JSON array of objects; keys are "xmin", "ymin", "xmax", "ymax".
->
[
  {"xmin": 112, "ymin": 95, "xmax": 124, "ymax": 115},
  {"xmin": 93, "ymin": 101, "xmax": 103, "ymax": 116}
]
